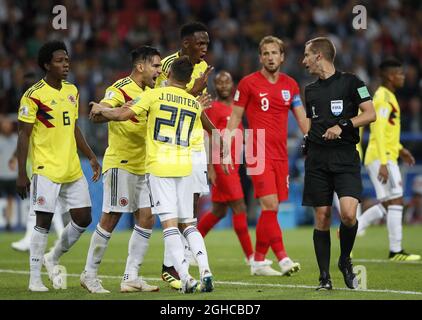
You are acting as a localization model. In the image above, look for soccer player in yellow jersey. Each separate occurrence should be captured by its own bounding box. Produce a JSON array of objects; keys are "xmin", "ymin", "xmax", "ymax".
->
[
  {"xmin": 156, "ymin": 21, "xmax": 215, "ymax": 288},
  {"xmin": 80, "ymin": 46, "xmax": 162, "ymax": 293},
  {"xmin": 359, "ymin": 59, "xmax": 420, "ymax": 261},
  {"xmin": 16, "ymin": 41, "xmax": 101, "ymax": 292},
  {"xmin": 90, "ymin": 56, "xmax": 215, "ymax": 293}
]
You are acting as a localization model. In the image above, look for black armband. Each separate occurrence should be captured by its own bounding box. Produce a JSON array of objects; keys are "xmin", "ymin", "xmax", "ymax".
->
[{"xmin": 338, "ymin": 119, "xmax": 354, "ymax": 134}]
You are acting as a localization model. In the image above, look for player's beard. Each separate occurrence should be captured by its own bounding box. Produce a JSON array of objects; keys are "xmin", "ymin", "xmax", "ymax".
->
[{"xmin": 263, "ymin": 64, "xmax": 280, "ymax": 74}]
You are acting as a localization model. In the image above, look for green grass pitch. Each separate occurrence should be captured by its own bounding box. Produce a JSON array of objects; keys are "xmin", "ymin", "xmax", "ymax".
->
[{"xmin": 1, "ymin": 225, "xmax": 422, "ymax": 300}]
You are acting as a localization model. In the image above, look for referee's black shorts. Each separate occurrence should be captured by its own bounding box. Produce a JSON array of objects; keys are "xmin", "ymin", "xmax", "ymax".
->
[{"xmin": 302, "ymin": 142, "xmax": 362, "ymax": 207}]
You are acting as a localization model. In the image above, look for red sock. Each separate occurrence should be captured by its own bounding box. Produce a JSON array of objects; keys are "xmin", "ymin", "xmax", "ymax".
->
[
  {"xmin": 232, "ymin": 212, "xmax": 254, "ymax": 259},
  {"xmin": 266, "ymin": 211, "xmax": 287, "ymax": 261},
  {"xmin": 254, "ymin": 211, "xmax": 272, "ymax": 261},
  {"xmin": 198, "ymin": 212, "xmax": 221, "ymax": 237}
]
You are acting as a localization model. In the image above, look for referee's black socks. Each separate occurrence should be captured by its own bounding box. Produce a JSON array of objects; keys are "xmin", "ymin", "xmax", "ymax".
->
[
  {"xmin": 313, "ymin": 229, "xmax": 331, "ymax": 279},
  {"xmin": 339, "ymin": 221, "xmax": 358, "ymax": 260}
]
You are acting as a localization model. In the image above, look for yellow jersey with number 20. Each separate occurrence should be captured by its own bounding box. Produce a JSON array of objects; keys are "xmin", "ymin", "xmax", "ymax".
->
[
  {"xmin": 155, "ymin": 51, "xmax": 208, "ymax": 152},
  {"xmin": 129, "ymin": 86, "xmax": 201, "ymax": 177}
]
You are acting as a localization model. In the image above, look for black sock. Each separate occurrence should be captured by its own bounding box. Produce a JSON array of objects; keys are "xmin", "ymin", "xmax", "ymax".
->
[
  {"xmin": 313, "ymin": 229, "xmax": 331, "ymax": 279},
  {"xmin": 339, "ymin": 221, "xmax": 358, "ymax": 260}
]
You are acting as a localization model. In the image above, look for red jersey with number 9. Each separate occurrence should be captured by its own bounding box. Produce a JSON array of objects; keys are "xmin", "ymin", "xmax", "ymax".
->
[{"xmin": 233, "ymin": 71, "xmax": 302, "ymax": 160}]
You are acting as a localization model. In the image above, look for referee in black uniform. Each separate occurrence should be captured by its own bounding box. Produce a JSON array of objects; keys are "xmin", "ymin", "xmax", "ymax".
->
[{"xmin": 302, "ymin": 37, "xmax": 376, "ymax": 290}]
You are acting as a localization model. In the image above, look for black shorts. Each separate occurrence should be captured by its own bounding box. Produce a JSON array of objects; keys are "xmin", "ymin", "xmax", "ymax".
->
[
  {"xmin": 302, "ymin": 142, "xmax": 362, "ymax": 207},
  {"xmin": 0, "ymin": 179, "xmax": 16, "ymax": 197}
]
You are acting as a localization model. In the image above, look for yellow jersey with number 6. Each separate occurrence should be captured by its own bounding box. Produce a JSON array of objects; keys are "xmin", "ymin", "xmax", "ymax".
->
[
  {"xmin": 364, "ymin": 86, "xmax": 402, "ymax": 165},
  {"xmin": 18, "ymin": 79, "xmax": 82, "ymax": 183},
  {"xmin": 129, "ymin": 86, "xmax": 201, "ymax": 177}
]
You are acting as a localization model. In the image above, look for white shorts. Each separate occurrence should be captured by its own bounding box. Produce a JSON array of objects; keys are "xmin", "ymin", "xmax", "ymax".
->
[
  {"xmin": 31, "ymin": 174, "xmax": 91, "ymax": 213},
  {"xmin": 29, "ymin": 202, "xmax": 67, "ymax": 217},
  {"xmin": 102, "ymin": 168, "xmax": 151, "ymax": 213},
  {"xmin": 147, "ymin": 174, "xmax": 194, "ymax": 223},
  {"xmin": 366, "ymin": 160, "xmax": 403, "ymax": 201},
  {"xmin": 191, "ymin": 150, "xmax": 209, "ymax": 194}
]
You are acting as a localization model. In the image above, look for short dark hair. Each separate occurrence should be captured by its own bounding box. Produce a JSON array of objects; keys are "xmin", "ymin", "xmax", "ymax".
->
[
  {"xmin": 180, "ymin": 22, "xmax": 208, "ymax": 39},
  {"xmin": 306, "ymin": 37, "xmax": 336, "ymax": 62},
  {"xmin": 131, "ymin": 46, "xmax": 161, "ymax": 65},
  {"xmin": 170, "ymin": 56, "xmax": 193, "ymax": 83},
  {"xmin": 38, "ymin": 41, "xmax": 68, "ymax": 71},
  {"xmin": 379, "ymin": 58, "xmax": 402, "ymax": 71}
]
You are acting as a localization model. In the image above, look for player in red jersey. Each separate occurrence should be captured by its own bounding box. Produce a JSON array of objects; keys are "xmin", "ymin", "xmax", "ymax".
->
[
  {"xmin": 226, "ymin": 36, "xmax": 309, "ymax": 276},
  {"xmin": 198, "ymin": 71, "xmax": 269, "ymax": 266}
]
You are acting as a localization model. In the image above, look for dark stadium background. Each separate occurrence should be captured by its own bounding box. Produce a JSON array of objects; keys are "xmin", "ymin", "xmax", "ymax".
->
[{"xmin": 1, "ymin": 0, "xmax": 421, "ymax": 231}]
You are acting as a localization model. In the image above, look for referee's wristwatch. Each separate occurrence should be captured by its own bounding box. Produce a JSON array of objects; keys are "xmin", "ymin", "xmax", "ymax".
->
[{"xmin": 338, "ymin": 119, "xmax": 354, "ymax": 133}]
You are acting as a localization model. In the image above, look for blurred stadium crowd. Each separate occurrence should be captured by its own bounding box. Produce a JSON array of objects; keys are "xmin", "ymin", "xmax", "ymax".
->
[{"xmin": 1, "ymin": 0, "xmax": 422, "ymax": 228}]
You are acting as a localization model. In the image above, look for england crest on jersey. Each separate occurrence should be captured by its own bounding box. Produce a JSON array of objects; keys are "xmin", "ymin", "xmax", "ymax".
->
[
  {"xmin": 281, "ymin": 90, "xmax": 290, "ymax": 101},
  {"xmin": 330, "ymin": 100, "xmax": 343, "ymax": 116}
]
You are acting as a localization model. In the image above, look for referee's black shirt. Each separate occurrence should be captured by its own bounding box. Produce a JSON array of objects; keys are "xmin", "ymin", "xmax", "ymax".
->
[{"xmin": 304, "ymin": 70, "xmax": 372, "ymax": 147}]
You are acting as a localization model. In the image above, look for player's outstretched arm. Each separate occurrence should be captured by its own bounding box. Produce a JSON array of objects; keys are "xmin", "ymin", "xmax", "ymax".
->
[
  {"xmin": 16, "ymin": 121, "xmax": 33, "ymax": 199},
  {"xmin": 353, "ymin": 100, "xmax": 377, "ymax": 127},
  {"xmin": 74, "ymin": 124, "xmax": 101, "ymax": 182},
  {"xmin": 89, "ymin": 101, "xmax": 136, "ymax": 121},
  {"xmin": 90, "ymin": 102, "xmax": 113, "ymax": 123}
]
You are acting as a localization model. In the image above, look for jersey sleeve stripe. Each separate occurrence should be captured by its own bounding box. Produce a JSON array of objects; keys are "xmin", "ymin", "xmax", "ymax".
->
[
  {"xmin": 25, "ymin": 82, "xmax": 45, "ymax": 97},
  {"xmin": 162, "ymin": 54, "xmax": 178, "ymax": 73},
  {"xmin": 32, "ymin": 81, "xmax": 44, "ymax": 89},
  {"xmin": 114, "ymin": 78, "xmax": 132, "ymax": 89},
  {"xmin": 114, "ymin": 77, "xmax": 131, "ymax": 88}
]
